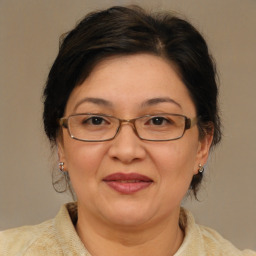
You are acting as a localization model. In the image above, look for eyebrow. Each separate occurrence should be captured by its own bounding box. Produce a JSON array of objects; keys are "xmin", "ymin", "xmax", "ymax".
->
[
  {"xmin": 74, "ymin": 96, "xmax": 182, "ymax": 111},
  {"xmin": 141, "ymin": 97, "xmax": 182, "ymax": 109},
  {"xmin": 74, "ymin": 97, "xmax": 113, "ymax": 111}
]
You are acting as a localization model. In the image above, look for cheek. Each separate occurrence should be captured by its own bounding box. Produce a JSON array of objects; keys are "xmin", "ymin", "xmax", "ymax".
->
[
  {"xmin": 150, "ymin": 140, "xmax": 199, "ymax": 187},
  {"xmin": 63, "ymin": 141, "xmax": 110, "ymax": 202},
  {"xmin": 63, "ymin": 140, "xmax": 107, "ymax": 180}
]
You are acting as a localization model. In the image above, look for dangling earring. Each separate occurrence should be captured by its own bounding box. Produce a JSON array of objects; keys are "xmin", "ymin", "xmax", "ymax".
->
[
  {"xmin": 59, "ymin": 162, "xmax": 66, "ymax": 174},
  {"xmin": 198, "ymin": 163, "xmax": 204, "ymax": 174}
]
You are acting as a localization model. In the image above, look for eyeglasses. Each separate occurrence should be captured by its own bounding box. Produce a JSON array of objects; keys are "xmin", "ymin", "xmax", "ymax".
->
[{"xmin": 59, "ymin": 113, "xmax": 198, "ymax": 142}]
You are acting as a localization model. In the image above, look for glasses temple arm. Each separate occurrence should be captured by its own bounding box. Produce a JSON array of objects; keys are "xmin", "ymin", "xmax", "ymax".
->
[{"xmin": 59, "ymin": 118, "xmax": 68, "ymax": 129}]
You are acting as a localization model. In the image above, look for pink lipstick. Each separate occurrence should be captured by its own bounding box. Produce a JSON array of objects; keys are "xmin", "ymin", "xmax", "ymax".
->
[{"xmin": 103, "ymin": 173, "xmax": 153, "ymax": 194}]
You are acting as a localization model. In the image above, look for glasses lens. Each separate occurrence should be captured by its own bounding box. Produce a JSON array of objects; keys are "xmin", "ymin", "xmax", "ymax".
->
[
  {"xmin": 66, "ymin": 113, "xmax": 187, "ymax": 141},
  {"xmin": 68, "ymin": 114, "xmax": 118, "ymax": 141},
  {"xmin": 136, "ymin": 114, "xmax": 186, "ymax": 141}
]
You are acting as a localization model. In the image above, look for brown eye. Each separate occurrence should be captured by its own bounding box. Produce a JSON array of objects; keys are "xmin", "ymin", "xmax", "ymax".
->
[
  {"xmin": 151, "ymin": 117, "xmax": 166, "ymax": 125},
  {"xmin": 146, "ymin": 116, "xmax": 173, "ymax": 126},
  {"xmin": 82, "ymin": 116, "xmax": 109, "ymax": 126},
  {"xmin": 90, "ymin": 116, "xmax": 105, "ymax": 125}
]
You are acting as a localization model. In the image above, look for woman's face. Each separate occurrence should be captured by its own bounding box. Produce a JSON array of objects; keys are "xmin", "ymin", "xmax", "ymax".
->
[{"xmin": 58, "ymin": 54, "xmax": 212, "ymax": 227}]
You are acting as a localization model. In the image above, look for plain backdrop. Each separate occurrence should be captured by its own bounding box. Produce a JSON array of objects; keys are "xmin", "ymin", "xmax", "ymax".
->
[{"xmin": 0, "ymin": 0, "xmax": 256, "ymax": 251}]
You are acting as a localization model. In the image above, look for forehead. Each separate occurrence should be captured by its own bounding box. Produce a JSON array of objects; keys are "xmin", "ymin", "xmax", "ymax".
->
[{"xmin": 65, "ymin": 54, "xmax": 196, "ymax": 116}]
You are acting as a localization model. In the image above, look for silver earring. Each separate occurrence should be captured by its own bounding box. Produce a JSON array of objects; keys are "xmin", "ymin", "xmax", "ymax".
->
[
  {"xmin": 198, "ymin": 163, "xmax": 204, "ymax": 174},
  {"xmin": 59, "ymin": 162, "xmax": 65, "ymax": 173}
]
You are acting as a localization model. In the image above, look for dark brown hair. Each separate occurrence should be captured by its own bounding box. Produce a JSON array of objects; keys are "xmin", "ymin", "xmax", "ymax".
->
[{"xmin": 43, "ymin": 6, "xmax": 221, "ymax": 197}]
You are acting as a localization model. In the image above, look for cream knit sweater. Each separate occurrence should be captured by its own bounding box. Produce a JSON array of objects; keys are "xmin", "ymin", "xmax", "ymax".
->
[{"xmin": 0, "ymin": 203, "xmax": 255, "ymax": 256}]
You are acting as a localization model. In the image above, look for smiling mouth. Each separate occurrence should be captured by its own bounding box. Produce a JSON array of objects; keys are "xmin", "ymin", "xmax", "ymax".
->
[
  {"xmin": 103, "ymin": 173, "xmax": 153, "ymax": 194},
  {"xmin": 117, "ymin": 180, "xmax": 146, "ymax": 183}
]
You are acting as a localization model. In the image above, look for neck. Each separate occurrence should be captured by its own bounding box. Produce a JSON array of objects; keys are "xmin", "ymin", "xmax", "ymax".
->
[{"xmin": 76, "ymin": 206, "xmax": 184, "ymax": 256}]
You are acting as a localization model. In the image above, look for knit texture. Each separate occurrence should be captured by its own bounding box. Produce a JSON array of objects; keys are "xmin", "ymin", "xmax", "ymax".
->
[{"xmin": 0, "ymin": 203, "xmax": 255, "ymax": 255}]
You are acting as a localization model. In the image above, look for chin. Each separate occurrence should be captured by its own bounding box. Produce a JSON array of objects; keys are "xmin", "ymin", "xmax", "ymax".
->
[{"xmin": 101, "ymin": 201, "xmax": 154, "ymax": 227}]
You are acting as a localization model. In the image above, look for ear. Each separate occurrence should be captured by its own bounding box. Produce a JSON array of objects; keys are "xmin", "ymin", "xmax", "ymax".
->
[
  {"xmin": 57, "ymin": 137, "xmax": 68, "ymax": 170},
  {"xmin": 193, "ymin": 132, "xmax": 214, "ymax": 174}
]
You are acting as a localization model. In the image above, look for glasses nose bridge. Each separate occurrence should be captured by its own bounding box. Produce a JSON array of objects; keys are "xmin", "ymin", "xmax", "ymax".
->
[
  {"xmin": 119, "ymin": 118, "xmax": 137, "ymax": 128},
  {"xmin": 117, "ymin": 118, "xmax": 139, "ymax": 136}
]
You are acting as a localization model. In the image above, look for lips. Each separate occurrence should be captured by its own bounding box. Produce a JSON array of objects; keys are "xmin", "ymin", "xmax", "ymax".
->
[{"xmin": 103, "ymin": 173, "xmax": 153, "ymax": 194}]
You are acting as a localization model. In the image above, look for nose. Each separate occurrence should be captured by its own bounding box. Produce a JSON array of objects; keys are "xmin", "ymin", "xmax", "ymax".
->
[{"xmin": 107, "ymin": 123, "xmax": 146, "ymax": 164}]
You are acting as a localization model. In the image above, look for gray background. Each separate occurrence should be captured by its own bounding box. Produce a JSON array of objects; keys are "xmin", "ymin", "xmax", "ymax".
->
[{"xmin": 0, "ymin": 0, "xmax": 255, "ymax": 251}]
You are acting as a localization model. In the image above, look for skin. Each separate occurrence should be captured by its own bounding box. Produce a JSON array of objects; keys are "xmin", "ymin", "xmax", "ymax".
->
[{"xmin": 58, "ymin": 54, "xmax": 213, "ymax": 256}]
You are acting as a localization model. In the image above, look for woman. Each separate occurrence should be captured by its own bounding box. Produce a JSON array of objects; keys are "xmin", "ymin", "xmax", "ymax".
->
[{"xmin": 0, "ymin": 5, "xmax": 255, "ymax": 256}]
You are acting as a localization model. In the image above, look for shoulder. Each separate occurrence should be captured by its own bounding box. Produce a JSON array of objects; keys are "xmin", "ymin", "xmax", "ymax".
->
[
  {"xmin": 178, "ymin": 208, "xmax": 256, "ymax": 256},
  {"xmin": 198, "ymin": 224, "xmax": 256, "ymax": 256},
  {"xmin": 0, "ymin": 203, "xmax": 83, "ymax": 256},
  {"xmin": 0, "ymin": 219, "xmax": 62, "ymax": 255}
]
